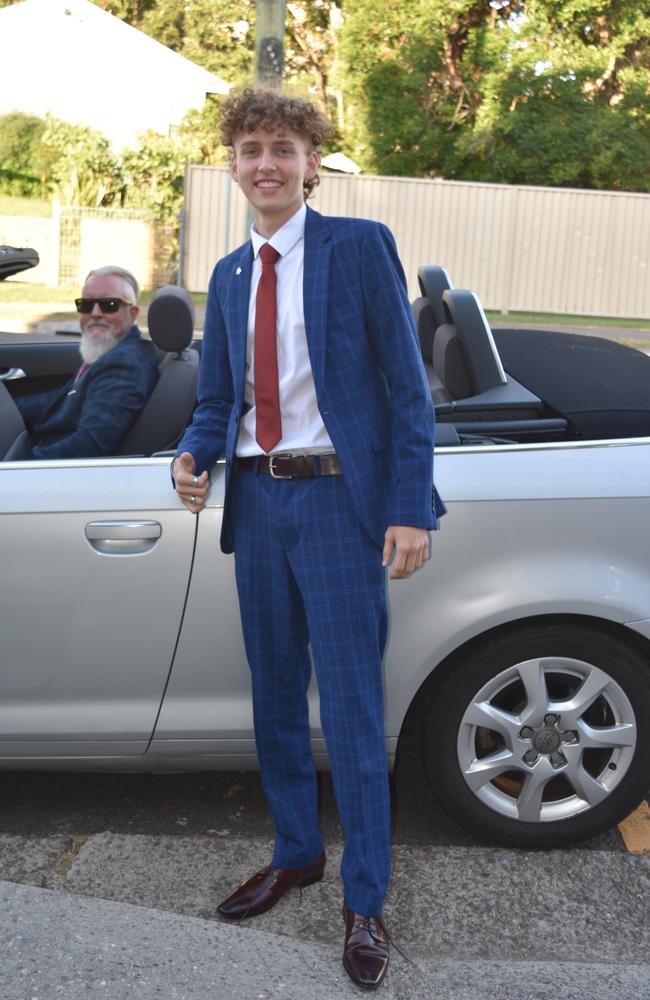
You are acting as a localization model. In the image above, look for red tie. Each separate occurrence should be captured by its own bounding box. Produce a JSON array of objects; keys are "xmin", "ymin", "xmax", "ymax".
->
[
  {"xmin": 254, "ymin": 243, "xmax": 282, "ymax": 453},
  {"xmin": 75, "ymin": 362, "xmax": 90, "ymax": 381}
]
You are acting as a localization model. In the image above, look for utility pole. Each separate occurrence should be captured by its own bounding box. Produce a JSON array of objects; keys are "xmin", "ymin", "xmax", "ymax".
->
[{"xmin": 255, "ymin": 0, "xmax": 286, "ymax": 89}]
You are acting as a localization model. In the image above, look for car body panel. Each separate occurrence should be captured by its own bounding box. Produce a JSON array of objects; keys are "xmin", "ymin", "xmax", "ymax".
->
[
  {"xmin": 0, "ymin": 458, "xmax": 196, "ymax": 755},
  {"xmin": 382, "ymin": 440, "xmax": 650, "ymax": 739},
  {"xmin": 2, "ymin": 441, "xmax": 650, "ymax": 767}
]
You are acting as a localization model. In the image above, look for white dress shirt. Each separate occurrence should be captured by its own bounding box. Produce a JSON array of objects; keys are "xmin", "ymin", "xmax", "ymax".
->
[{"xmin": 236, "ymin": 203, "xmax": 334, "ymax": 457}]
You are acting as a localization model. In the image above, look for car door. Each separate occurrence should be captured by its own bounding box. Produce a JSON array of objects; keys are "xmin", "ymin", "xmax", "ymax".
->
[
  {"xmin": 0, "ymin": 455, "xmax": 198, "ymax": 757},
  {"xmin": 0, "ymin": 332, "xmax": 79, "ymax": 401}
]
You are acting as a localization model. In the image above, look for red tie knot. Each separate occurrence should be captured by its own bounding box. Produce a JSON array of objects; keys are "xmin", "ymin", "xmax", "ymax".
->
[{"xmin": 259, "ymin": 243, "xmax": 280, "ymax": 267}]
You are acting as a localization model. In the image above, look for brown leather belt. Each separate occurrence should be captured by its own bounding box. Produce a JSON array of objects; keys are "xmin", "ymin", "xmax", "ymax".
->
[{"xmin": 238, "ymin": 453, "xmax": 342, "ymax": 479}]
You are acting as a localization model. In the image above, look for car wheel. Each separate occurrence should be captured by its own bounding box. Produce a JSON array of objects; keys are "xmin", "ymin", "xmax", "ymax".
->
[{"xmin": 421, "ymin": 622, "xmax": 650, "ymax": 848}]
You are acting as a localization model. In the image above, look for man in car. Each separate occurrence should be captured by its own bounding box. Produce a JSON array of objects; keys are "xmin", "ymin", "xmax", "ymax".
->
[
  {"xmin": 172, "ymin": 88, "xmax": 444, "ymax": 990},
  {"xmin": 14, "ymin": 266, "xmax": 158, "ymax": 459}
]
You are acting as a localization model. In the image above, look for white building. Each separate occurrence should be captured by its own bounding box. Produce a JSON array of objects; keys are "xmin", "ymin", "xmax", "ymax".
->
[{"xmin": 0, "ymin": 0, "xmax": 230, "ymax": 149}]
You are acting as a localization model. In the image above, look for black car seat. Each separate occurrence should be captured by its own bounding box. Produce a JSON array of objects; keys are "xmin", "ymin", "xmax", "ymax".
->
[
  {"xmin": 119, "ymin": 285, "xmax": 199, "ymax": 455},
  {"xmin": 412, "ymin": 265, "xmax": 463, "ymax": 403},
  {"xmin": 442, "ymin": 289, "xmax": 506, "ymax": 395}
]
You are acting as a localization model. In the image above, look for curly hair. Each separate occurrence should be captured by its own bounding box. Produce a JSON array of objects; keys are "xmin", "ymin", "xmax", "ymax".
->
[{"xmin": 220, "ymin": 88, "xmax": 334, "ymax": 199}]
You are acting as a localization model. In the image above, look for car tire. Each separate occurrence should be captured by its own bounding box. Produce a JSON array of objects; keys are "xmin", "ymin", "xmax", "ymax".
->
[{"xmin": 420, "ymin": 621, "xmax": 650, "ymax": 848}]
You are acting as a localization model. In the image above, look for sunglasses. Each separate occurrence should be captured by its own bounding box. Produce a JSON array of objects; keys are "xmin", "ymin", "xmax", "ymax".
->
[{"xmin": 75, "ymin": 297, "xmax": 133, "ymax": 314}]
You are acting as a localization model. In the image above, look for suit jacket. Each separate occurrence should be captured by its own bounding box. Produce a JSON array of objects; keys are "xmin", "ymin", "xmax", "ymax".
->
[
  {"xmin": 177, "ymin": 207, "xmax": 445, "ymax": 553},
  {"xmin": 17, "ymin": 326, "xmax": 158, "ymax": 459}
]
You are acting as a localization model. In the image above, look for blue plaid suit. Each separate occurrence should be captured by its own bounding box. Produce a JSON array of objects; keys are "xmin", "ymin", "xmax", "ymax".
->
[
  {"xmin": 177, "ymin": 208, "xmax": 443, "ymax": 916},
  {"xmin": 16, "ymin": 326, "xmax": 158, "ymax": 459}
]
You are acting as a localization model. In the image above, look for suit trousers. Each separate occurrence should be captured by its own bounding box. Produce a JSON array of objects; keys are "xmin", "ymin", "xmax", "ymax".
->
[{"xmin": 230, "ymin": 464, "xmax": 391, "ymax": 917}]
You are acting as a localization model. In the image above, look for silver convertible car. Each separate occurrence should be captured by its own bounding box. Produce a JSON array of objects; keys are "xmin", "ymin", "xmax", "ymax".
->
[{"xmin": 2, "ymin": 261, "xmax": 650, "ymax": 852}]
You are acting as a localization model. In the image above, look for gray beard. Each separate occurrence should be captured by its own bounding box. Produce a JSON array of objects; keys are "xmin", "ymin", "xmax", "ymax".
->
[{"xmin": 79, "ymin": 329, "xmax": 123, "ymax": 365}]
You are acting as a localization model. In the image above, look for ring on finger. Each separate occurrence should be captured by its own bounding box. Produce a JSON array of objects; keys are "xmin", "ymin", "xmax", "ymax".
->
[
  {"xmin": 192, "ymin": 475, "xmax": 198, "ymax": 486},
  {"xmin": 190, "ymin": 494, "xmax": 197, "ymax": 504}
]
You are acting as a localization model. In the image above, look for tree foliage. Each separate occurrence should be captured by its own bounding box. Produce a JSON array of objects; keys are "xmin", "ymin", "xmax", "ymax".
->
[
  {"xmin": 0, "ymin": 113, "xmax": 52, "ymax": 196},
  {"xmin": 340, "ymin": 0, "xmax": 650, "ymax": 191},
  {"xmin": 40, "ymin": 117, "xmax": 122, "ymax": 208},
  {"xmin": 99, "ymin": 0, "xmax": 255, "ymax": 83},
  {"xmin": 1, "ymin": 0, "xmax": 648, "ymax": 203}
]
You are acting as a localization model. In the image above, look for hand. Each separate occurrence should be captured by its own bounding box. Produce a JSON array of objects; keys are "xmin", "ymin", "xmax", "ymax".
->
[
  {"xmin": 173, "ymin": 452, "xmax": 209, "ymax": 513},
  {"xmin": 382, "ymin": 525, "xmax": 430, "ymax": 580}
]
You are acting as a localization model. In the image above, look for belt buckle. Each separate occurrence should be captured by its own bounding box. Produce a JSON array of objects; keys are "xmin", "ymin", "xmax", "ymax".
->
[{"xmin": 269, "ymin": 453, "xmax": 295, "ymax": 479}]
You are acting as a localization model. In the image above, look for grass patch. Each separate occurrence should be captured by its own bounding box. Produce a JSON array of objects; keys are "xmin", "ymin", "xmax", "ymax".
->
[
  {"xmin": 0, "ymin": 281, "xmax": 208, "ymax": 308},
  {"xmin": 0, "ymin": 282, "xmax": 76, "ymax": 304},
  {"xmin": 0, "ymin": 195, "xmax": 53, "ymax": 217},
  {"xmin": 486, "ymin": 310, "xmax": 650, "ymax": 330}
]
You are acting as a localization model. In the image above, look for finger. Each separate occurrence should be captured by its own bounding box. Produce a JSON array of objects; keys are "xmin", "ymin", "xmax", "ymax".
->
[
  {"xmin": 391, "ymin": 546, "xmax": 420, "ymax": 580},
  {"xmin": 173, "ymin": 452, "xmax": 196, "ymax": 486},
  {"xmin": 178, "ymin": 486, "xmax": 208, "ymax": 506},
  {"xmin": 382, "ymin": 532, "xmax": 395, "ymax": 568},
  {"xmin": 390, "ymin": 551, "xmax": 408, "ymax": 579},
  {"xmin": 181, "ymin": 493, "xmax": 205, "ymax": 512}
]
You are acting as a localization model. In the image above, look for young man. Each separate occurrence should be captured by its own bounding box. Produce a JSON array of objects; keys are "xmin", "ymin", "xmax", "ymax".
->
[
  {"xmin": 173, "ymin": 88, "xmax": 444, "ymax": 990},
  {"xmin": 15, "ymin": 266, "xmax": 158, "ymax": 459}
]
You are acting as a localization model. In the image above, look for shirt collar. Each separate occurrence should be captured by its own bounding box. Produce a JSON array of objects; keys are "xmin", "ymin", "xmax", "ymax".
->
[{"xmin": 250, "ymin": 203, "xmax": 306, "ymax": 260}]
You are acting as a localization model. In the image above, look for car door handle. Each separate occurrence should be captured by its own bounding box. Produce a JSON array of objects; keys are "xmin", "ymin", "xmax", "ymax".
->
[
  {"xmin": 85, "ymin": 520, "xmax": 162, "ymax": 555},
  {"xmin": 0, "ymin": 367, "xmax": 26, "ymax": 381}
]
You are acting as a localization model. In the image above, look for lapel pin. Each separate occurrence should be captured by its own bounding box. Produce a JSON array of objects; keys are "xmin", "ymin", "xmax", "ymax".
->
[{"xmin": 235, "ymin": 266, "xmax": 242, "ymax": 275}]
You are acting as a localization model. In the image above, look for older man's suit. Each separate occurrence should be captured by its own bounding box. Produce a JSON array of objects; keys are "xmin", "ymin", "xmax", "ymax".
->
[
  {"xmin": 16, "ymin": 326, "xmax": 158, "ymax": 459},
  {"xmin": 178, "ymin": 207, "xmax": 443, "ymax": 916}
]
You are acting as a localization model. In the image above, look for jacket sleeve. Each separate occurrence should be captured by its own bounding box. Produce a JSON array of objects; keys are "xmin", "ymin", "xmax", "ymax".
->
[
  {"xmin": 175, "ymin": 260, "xmax": 234, "ymax": 475},
  {"xmin": 360, "ymin": 222, "xmax": 442, "ymax": 528}
]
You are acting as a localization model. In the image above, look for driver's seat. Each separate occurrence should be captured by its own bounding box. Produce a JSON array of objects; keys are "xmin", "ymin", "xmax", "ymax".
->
[{"xmin": 119, "ymin": 286, "xmax": 199, "ymax": 456}]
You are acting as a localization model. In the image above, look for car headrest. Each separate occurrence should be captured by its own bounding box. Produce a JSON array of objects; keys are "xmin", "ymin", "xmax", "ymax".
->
[
  {"xmin": 147, "ymin": 285, "xmax": 195, "ymax": 354},
  {"xmin": 412, "ymin": 297, "xmax": 436, "ymax": 362},
  {"xmin": 442, "ymin": 289, "xmax": 506, "ymax": 394},
  {"xmin": 433, "ymin": 324, "xmax": 473, "ymax": 400},
  {"xmin": 417, "ymin": 265, "xmax": 453, "ymax": 329}
]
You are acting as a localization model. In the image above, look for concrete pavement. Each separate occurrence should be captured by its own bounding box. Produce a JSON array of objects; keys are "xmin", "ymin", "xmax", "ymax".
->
[{"xmin": 3, "ymin": 833, "xmax": 650, "ymax": 999}]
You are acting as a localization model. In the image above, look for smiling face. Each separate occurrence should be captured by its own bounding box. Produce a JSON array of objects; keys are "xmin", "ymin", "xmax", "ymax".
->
[
  {"xmin": 78, "ymin": 273, "xmax": 139, "ymax": 363},
  {"xmin": 229, "ymin": 128, "xmax": 319, "ymax": 236}
]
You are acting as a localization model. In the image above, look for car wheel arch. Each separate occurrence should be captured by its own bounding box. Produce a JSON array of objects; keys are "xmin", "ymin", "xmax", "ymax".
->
[{"xmin": 403, "ymin": 612, "xmax": 650, "ymax": 719}]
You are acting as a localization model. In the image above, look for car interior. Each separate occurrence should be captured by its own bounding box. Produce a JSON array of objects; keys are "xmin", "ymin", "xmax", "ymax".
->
[{"xmin": 2, "ymin": 249, "xmax": 650, "ymax": 461}]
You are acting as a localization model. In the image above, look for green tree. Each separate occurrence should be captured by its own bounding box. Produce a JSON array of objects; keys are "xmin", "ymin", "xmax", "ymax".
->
[
  {"xmin": 340, "ymin": 0, "xmax": 650, "ymax": 191},
  {"xmin": 94, "ymin": 0, "xmax": 157, "ymax": 20},
  {"xmin": 0, "ymin": 112, "xmax": 53, "ymax": 196},
  {"xmin": 41, "ymin": 116, "xmax": 122, "ymax": 207},
  {"xmin": 121, "ymin": 129, "xmax": 202, "ymax": 222},
  {"xmin": 284, "ymin": 1, "xmax": 341, "ymax": 111},
  {"xmin": 100, "ymin": 0, "xmax": 255, "ymax": 84},
  {"xmin": 457, "ymin": 0, "xmax": 650, "ymax": 190},
  {"xmin": 97, "ymin": 0, "xmax": 343, "ymax": 107},
  {"xmin": 340, "ymin": 0, "xmax": 522, "ymax": 177},
  {"xmin": 177, "ymin": 94, "xmax": 231, "ymax": 166}
]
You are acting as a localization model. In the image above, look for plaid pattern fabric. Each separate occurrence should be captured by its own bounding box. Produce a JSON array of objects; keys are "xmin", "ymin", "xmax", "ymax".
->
[
  {"xmin": 16, "ymin": 327, "xmax": 158, "ymax": 459},
  {"xmin": 176, "ymin": 208, "xmax": 446, "ymax": 915},
  {"xmin": 177, "ymin": 208, "xmax": 444, "ymax": 554},
  {"xmin": 230, "ymin": 467, "xmax": 390, "ymax": 917}
]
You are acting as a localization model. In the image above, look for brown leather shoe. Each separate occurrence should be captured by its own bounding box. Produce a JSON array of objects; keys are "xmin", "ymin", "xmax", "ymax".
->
[
  {"xmin": 216, "ymin": 852, "xmax": 325, "ymax": 920},
  {"xmin": 342, "ymin": 905, "xmax": 389, "ymax": 990}
]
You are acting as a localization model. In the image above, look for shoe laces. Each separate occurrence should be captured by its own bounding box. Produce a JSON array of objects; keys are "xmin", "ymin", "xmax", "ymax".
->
[{"xmin": 382, "ymin": 919, "xmax": 417, "ymax": 969}]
